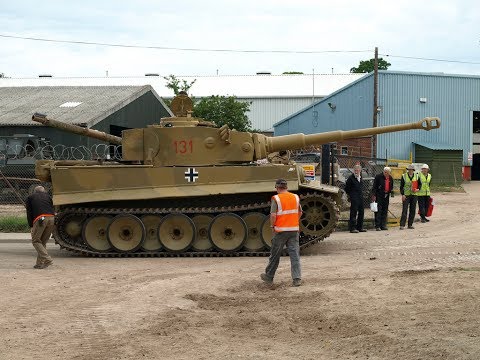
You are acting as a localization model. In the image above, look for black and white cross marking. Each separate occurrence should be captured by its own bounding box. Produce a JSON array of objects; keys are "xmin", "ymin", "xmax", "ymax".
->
[{"xmin": 184, "ymin": 167, "xmax": 199, "ymax": 183}]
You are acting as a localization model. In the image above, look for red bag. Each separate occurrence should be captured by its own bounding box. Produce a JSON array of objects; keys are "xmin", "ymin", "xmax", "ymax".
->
[
  {"xmin": 411, "ymin": 180, "xmax": 418, "ymax": 192},
  {"xmin": 418, "ymin": 197, "xmax": 434, "ymax": 217},
  {"xmin": 426, "ymin": 197, "xmax": 434, "ymax": 217}
]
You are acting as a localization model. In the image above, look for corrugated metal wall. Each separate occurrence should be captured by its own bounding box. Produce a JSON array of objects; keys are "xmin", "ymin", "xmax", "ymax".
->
[
  {"xmin": 275, "ymin": 71, "xmax": 480, "ymax": 165},
  {"xmin": 238, "ymin": 97, "xmax": 322, "ymax": 131},
  {"xmin": 378, "ymin": 72, "xmax": 480, "ymax": 165},
  {"xmin": 274, "ymin": 76, "xmax": 374, "ymax": 138}
]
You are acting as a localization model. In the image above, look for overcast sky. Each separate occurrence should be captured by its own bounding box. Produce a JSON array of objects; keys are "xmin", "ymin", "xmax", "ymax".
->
[{"xmin": 1, "ymin": 0, "xmax": 479, "ymax": 78}]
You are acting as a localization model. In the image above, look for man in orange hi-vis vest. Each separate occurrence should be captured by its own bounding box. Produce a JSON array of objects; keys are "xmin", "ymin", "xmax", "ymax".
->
[{"xmin": 261, "ymin": 179, "xmax": 303, "ymax": 287}]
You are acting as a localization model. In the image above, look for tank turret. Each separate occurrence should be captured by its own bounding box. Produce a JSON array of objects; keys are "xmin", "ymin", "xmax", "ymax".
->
[
  {"xmin": 31, "ymin": 94, "xmax": 441, "ymax": 258},
  {"xmin": 33, "ymin": 110, "xmax": 440, "ymax": 167}
]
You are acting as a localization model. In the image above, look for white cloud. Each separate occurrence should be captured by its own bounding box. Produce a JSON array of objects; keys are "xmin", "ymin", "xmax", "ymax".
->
[{"xmin": 1, "ymin": 0, "xmax": 480, "ymax": 77}]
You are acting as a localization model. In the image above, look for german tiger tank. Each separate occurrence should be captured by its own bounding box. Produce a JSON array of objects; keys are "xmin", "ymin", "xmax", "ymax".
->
[{"xmin": 33, "ymin": 94, "xmax": 440, "ymax": 257}]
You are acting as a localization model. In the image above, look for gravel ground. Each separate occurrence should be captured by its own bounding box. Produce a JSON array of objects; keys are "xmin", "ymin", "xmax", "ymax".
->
[{"xmin": 0, "ymin": 183, "xmax": 479, "ymax": 360}]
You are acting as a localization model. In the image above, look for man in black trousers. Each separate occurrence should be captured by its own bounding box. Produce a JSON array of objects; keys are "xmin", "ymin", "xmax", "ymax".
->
[
  {"xmin": 345, "ymin": 164, "xmax": 367, "ymax": 233},
  {"xmin": 371, "ymin": 167, "xmax": 394, "ymax": 231},
  {"xmin": 399, "ymin": 164, "xmax": 421, "ymax": 230}
]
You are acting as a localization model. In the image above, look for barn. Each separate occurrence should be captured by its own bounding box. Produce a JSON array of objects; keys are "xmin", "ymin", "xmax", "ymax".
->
[{"xmin": 0, "ymin": 85, "xmax": 172, "ymax": 147}]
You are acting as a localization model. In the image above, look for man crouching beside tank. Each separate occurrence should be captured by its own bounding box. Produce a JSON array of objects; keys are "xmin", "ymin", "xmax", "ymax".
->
[
  {"xmin": 26, "ymin": 186, "xmax": 55, "ymax": 269},
  {"xmin": 260, "ymin": 179, "xmax": 303, "ymax": 287}
]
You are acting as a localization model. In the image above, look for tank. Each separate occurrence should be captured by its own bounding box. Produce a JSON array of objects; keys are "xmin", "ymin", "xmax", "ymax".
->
[{"xmin": 32, "ymin": 94, "xmax": 441, "ymax": 257}]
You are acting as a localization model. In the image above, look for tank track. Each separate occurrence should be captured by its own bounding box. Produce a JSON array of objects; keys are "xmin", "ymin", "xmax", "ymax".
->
[{"xmin": 53, "ymin": 192, "xmax": 339, "ymax": 257}]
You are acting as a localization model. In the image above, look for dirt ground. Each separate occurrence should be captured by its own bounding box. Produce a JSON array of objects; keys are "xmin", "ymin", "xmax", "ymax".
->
[{"xmin": 1, "ymin": 184, "xmax": 479, "ymax": 360}]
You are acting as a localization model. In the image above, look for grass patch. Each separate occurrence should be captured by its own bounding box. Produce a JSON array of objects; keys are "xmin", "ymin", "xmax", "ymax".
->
[{"xmin": 0, "ymin": 216, "xmax": 30, "ymax": 232}]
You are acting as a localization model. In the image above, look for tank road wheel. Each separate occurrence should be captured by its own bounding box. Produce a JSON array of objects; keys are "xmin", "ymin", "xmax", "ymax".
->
[
  {"xmin": 158, "ymin": 214, "xmax": 195, "ymax": 252},
  {"xmin": 82, "ymin": 215, "xmax": 113, "ymax": 252},
  {"xmin": 65, "ymin": 218, "xmax": 83, "ymax": 239},
  {"xmin": 107, "ymin": 214, "xmax": 146, "ymax": 253},
  {"xmin": 191, "ymin": 215, "xmax": 214, "ymax": 251},
  {"xmin": 242, "ymin": 212, "xmax": 266, "ymax": 251},
  {"xmin": 141, "ymin": 215, "xmax": 163, "ymax": 251},
  {"xmin": 300, "ymin": 193, "xmax": 339, "ymax": 237},
  {"xmin": 57, "ymin": 213, "xmax": 86, "ymax": 242},
  {"xmin": 209, "ymin": 213, "xmax": 247, "ymax": 252},
  {"xmin": 260, "ymin": 216, "xmax": 274, "ymax": 249}
]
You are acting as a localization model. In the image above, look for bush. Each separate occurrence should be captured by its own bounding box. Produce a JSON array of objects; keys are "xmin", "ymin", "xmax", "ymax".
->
[{"xmin": 0, "ymin": 216, "xmax": 30, "ymax": 232}]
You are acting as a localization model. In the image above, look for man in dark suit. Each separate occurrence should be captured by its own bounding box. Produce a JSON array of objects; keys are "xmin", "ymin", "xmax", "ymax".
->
[
  {"xmin": 371, "ymin": 167, "xmax": 394, "ymax": 231},
  {"xmin": 344, "ymin": 164, "xmax": 366, "ymax": 233}
]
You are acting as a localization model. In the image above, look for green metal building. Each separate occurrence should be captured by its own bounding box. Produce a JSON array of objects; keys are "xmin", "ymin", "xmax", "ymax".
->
[{"xmin": 414, "ymin": 142, "xmax": 463, "ymax": 185}]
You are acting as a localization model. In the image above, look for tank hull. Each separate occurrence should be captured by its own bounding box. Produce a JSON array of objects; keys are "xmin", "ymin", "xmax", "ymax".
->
[
  {"xmin": 50, "ymin": 164, "xmax": 338, "ymax": 205},
  {"xmin": 50, "ymin": 164, "xmax": 340, "ymax": 257}
]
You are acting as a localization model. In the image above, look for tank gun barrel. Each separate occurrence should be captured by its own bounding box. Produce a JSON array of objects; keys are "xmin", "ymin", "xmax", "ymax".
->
[
  {"xmin": 32, "ymin": 113, "xmax": 122, "ymax": 145},
  {"xmin": 264, "ymin": 117, "xmax": 440, "ymax": 154}
]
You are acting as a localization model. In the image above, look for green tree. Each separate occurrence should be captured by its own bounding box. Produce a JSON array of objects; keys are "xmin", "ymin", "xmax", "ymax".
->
[
  {"xmin": 350, "ymin": 58, "xmax": 391, "ymax": 73},
  {"xmin": 193, "ymin": 96, "xmax": 252, "ymax": 132},
  {"xmin": 163, "ymin": 75, "xmax": 253, "ymax": 131},
  {"xmin": 0, "ymin": 73, "xmax": 5, "ymax": 78},
  {"xmin": 163, "ymin": 74, "xmax": 196, "ymax": 95}
]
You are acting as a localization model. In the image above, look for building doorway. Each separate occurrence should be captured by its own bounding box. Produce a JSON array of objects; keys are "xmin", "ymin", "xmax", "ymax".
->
[
  {"xmin": 472, "ymin": 111, "xmax": 480, "ymax": 180},
  {"xmin": 109, "ymin": 125, "xmax": 130, "ymax": 159}
]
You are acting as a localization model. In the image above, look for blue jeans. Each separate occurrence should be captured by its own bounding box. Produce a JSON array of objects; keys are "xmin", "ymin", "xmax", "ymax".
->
[{"xmin": 265, "ymin": 231, "xmax": 301, "ymax": 280}]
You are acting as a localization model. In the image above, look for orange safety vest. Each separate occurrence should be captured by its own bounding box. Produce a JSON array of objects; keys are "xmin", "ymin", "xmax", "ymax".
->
[{"xmin": 272, "ymin": 192, "xmax": 300, "ymax": 232}]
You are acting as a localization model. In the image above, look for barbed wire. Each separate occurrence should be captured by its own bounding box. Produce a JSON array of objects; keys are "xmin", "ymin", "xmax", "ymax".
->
[{"xmin": 0, "ymin": 144, "xmax": 123, "ymax": 161}]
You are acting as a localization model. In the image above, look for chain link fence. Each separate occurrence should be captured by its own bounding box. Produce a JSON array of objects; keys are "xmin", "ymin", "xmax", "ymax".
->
[
  {"xmin": 2, "ymin": 143, "xmax": 405, "ymax": 232},
  {"xmin": 1, "ymin": 143, "xmax": 123, "ymax": 205},
  {"xmin": 0, "ymin": 143, "xmax": 124, "ymax": 232},
  {"xmin": 291, "ymin": 149, "xmax": 405, "ymax": 230},
  {"xmin": 334, "ymin": 154, "xmax": 403, "ymax": 228}
]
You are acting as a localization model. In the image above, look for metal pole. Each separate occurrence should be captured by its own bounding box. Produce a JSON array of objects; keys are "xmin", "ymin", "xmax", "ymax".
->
[
  {"xmin": 372, "ymin": 47, "xmax": 379, "ymax": 158},
  {"xmin": 312, "ymin": 68, "xmax": 315, "ymax": 112}
]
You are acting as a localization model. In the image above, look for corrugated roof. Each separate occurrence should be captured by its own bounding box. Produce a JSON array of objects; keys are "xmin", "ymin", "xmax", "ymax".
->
[
  {"xmin": 0, "ymin": 73, "xmax": 364, "ymax": 98},
  {"xmin": 413, "ymin": 141, "xmax": 463, "ymax": 151},
  {"xmin": 0, "ymin": 85, "xmax": 164, "ymax": 126}
]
